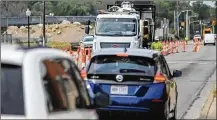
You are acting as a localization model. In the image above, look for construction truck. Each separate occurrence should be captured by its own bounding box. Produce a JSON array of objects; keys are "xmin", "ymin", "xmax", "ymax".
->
[{"xmin": 85, "ymin": 1, "xmax": 156, "ymax": 53}]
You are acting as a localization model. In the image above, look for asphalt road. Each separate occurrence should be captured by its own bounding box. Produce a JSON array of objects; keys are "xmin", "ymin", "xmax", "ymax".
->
[{"xmin": 165, "ymin": 41, "xmax": 216, "ymax": 119}]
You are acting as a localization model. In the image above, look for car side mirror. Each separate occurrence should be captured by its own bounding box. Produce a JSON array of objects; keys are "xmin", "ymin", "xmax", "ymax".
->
[
  {"xmin": 85, "ymin": 26, "xmax": 90, "ymax": 34},
  {"xmin": 172, "ymin": 70, "xmax": 182, "ymax": 77},
  {"xmin": 94, "ymin": 92, "xmax": 110, "ymax": 108}
]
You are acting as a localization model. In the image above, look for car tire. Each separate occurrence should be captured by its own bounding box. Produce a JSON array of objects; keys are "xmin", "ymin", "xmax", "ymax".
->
[
  {"xmin": 169, "ymin": 105, "xmax": 177, "ymax": 120},
  {"xmin": 213, "ymin": 43, "xmax": 215, "ymax": 46},
  {"xmin": 204, "ymin": 43, "xmax": 206, "ymax": 46}
]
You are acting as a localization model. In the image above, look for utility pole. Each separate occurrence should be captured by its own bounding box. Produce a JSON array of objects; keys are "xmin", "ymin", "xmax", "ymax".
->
[
  {"xmin": 176, "ymin": 1, "xmax": 179, "ymax": 37},
  {"xmin": 200, "ymin": 20, "xmax": 202, "ymax": 36},
  {"xmin": 185, "ymin": 10, "xmax": 189, "ymax": 40},
  {"xmin": 174, "ymin": 10, "xmax": 176, "ymax": 34},
  {"xmin": 42, "ymin": 1, "xmax": 46, "ymax": 46}
]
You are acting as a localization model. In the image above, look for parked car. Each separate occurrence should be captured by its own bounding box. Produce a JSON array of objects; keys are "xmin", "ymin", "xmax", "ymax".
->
[
  {"xmin": 1, "ymin": 44, "xmax": 109, "ymax": 119},
  {"xmin": 80, "ymin": 35, "xmax": 94, "ymax": 48},
  {"xmin": 204, "ymin": 34, "xmax": 215, "ymax": 46},
  {"xmin": 81, "ymin": 48, "xmax": 182, "ymax": 120}
]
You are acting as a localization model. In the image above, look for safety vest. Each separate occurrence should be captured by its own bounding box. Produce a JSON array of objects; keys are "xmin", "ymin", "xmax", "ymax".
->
[{"xmin": 151, "ymin": 42, "xmax": 162, "ymax": 51}]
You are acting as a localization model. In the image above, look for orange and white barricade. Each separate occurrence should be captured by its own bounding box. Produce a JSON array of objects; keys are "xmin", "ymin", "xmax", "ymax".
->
[
  {"xmin": 182, "ymin": 40, "xmax": 186, "ymax": 52},
  {"xmin": 175, "ymin": 41, "xmax": 179, "ymax": 53}
]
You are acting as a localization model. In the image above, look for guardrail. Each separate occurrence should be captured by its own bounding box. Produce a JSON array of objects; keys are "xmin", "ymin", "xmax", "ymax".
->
[{"xmin": 1, "ymin": 16, "xmax": 97, "ymax": 27}]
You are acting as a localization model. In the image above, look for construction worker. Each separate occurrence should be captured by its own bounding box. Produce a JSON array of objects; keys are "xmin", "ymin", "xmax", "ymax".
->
[
  {"xmin": 143, "ymin": 34, "xmax": 149, "ymax": 48},
  {"xmin": 185, "ymin": 36, "xmax": 188, "ymax": 44},
  {"xmin": 151, "ymin": 36, "xmax": 163, "ymax": 51}
]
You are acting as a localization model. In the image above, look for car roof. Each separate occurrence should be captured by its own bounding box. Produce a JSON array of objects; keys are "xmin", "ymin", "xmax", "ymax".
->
[
  {"xmin": 97, "ymin": 14, "xmax": 138, "ymax": 19},
  {"xmin": 84, "ymin": 35, "xmax": 94, "ymax": 38},
  {"xmin": 92, "ymin": 48, "xmax": 160, "ymax": 58},
  {"xmin": 1, "ymin": 44, "xmax": 25, "ymax": 65},
  {"xmin": 1, "ymin": 43, "xmax": 68, "ymax": 66}
]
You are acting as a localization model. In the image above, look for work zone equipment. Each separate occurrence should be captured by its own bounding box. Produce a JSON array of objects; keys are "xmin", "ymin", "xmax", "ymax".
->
[
  {"xmin": 62, "ymin": 47, "xmax": 92, "ymax": 69},
  {"xmin": 160, "ymin": 39, "xmax": 187, "ymax": 56},
  {"xmin": 193, "ymin": 38, "xmax": 200, "ymax": 52}
]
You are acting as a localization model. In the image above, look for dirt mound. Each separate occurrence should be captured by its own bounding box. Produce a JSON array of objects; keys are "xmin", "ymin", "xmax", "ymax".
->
[{"xmin": 7, "ymin": 22, "xmax": 94, "ymax": 43}]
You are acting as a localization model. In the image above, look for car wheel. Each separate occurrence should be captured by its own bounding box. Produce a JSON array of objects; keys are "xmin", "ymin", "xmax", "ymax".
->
[
  {"xmin": 204, "ymin": 43, "xmax": 206, "ymax": 46},
  {"xmin": 170, "ymin": 93, "xmax": 178, "ymax": 120},
  {"xmin": 213, "ymin": 43, "xmax": 215, "ymax": 46}
]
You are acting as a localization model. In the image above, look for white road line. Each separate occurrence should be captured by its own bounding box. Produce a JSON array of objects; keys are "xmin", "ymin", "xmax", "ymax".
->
[{"xmin": 167, "ymin": 61, "xmax": 216, "ymax": 65}]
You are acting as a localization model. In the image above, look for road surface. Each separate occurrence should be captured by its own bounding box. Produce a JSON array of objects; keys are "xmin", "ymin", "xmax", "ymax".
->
[{"xmin": 165, "ymin": 41, "xmax": 216, "ymax": 119}]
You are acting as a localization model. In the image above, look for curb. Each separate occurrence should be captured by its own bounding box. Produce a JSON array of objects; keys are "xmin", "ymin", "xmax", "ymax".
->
[{"xmin": 199, "ymin": 84, "xmax": 216, "ymax": 119}]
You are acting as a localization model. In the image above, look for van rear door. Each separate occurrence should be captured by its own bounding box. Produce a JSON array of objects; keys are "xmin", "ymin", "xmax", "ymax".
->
[{"xmin": 204, "ymin": 34, "xmax": 215, "ymax": 43}]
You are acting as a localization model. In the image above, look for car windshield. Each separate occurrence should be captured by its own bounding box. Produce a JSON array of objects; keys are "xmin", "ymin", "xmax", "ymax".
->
[
  {"xmin": 88, "ymin": 55, "xmax": 156, "ymax": 76},
  {"xmin": 1, "ymin": 63, "xmax": 25, "ymax": 115},
  {"xmin": 95, "ymin": 18, "xmax": 137, "ymax": 36},
  {"xmin": 83, "ymin": 37, "xmax": 93, "ymax": 42}
]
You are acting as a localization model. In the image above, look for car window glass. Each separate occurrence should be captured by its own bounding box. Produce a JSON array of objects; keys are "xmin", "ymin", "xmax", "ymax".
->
[
  {"xmin": 88, "ymin": 55, "xmax": 156, "ymax": 77},
  {"xmin": 40, "ymin": 59, "xmax": 79, "ymax": 113},
  {"xmin": 83, "ymin": 37, "xmax": 93, "ymax": 42},
  {"xmin": 1, "ymin": 63, "xmax": 25, "ymax": 115},
  {"xmin": 159, "ymin": 56, "xmax": 167, "ymax": 77},
  {"xmin": 69, "ymin": 61, "xmax": 91, "ymax": 107}
]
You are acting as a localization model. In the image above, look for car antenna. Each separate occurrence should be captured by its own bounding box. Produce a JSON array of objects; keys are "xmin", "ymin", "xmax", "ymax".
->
[{"xmin": 124, "ymin": 48, "xmax": 127, "ymax": 53}]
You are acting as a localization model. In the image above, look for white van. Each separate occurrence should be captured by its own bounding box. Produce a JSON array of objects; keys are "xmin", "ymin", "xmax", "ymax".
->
[{"xmin": 204, "ymin": 34, "xmax": 215, "ymax": 46}]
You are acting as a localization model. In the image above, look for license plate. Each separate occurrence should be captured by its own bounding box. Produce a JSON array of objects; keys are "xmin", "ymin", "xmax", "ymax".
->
[{"xmin": 110, "ymin": 85, "xmax": 128, "ymax": 95}]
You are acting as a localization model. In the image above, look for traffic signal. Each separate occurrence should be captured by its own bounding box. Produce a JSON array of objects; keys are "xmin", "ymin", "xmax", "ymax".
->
[{"xmin": 143, "ymin": 20, "xmax": 149, "ymax": 26}]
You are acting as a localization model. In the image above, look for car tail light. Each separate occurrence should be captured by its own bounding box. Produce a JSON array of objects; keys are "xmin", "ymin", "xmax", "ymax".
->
[
  {"xmin": 116, "ymin": 53, "xmax": 129, "ymax": 57},
  {"xmin": 152, "ymin": 99, "xmax": 163, "ymax": 102},
  {"xmin": 153, "ymin": 72, "xmax": 166, "ymax": 83}
]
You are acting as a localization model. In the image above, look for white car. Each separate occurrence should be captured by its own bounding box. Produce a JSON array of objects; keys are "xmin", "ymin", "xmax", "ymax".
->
[
  {"xmin": 204, "ymin": 34, "xmax": 215, "ymax": 46},
  {"xmin": 1, "ymin": 44, "xmax": 109, "ymax": 119},
  {"xmin": 80, "ymin": 35, "xmax": 94, "ymax": 48},
  {"xmin": 193, "ymin": 34, "xmax": 202, "ymax": 41}
]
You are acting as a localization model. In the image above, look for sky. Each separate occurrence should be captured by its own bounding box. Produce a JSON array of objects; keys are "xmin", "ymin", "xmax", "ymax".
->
[
  {"xmin": 204, "ymin": 1, "xmax": 215, "ymax": 7},
  {"xmin": 190, "ymin": 1, "xmax": 216, "ymax": 7}
]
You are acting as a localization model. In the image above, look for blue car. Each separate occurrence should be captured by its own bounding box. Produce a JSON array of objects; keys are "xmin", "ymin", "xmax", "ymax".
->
[{"xmin": 81, "ymin": 48, "xmax": 182, "ymax": 120}]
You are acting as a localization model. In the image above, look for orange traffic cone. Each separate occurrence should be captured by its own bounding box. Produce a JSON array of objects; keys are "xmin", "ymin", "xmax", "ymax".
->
[
  {"xmin": 175, "ymin": 41, "xmax": 179, "ymax": 53},
  {"xmin": 182, "ymin": 40, "xmax": 186, "ymax": 52}
]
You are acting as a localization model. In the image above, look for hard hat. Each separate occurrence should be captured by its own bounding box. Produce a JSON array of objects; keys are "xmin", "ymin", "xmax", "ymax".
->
[{"xmin": 154, "ymin": 36, "xmax": 159, "ymax": 41}]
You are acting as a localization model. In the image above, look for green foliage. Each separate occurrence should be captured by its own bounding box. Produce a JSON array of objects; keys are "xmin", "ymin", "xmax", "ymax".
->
[{"xmin": 27, "ymin": 0, "xmax": 99, "ymax": 16}]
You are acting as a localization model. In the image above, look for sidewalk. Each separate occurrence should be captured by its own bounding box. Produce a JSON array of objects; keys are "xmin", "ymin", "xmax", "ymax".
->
[
  {"xmin": 207, "ymin": 97, "xmax": 216, "ymax": 119},
  {"xmin": 200, "ymin": 85, "xmax": 216, "ymax": 119}
]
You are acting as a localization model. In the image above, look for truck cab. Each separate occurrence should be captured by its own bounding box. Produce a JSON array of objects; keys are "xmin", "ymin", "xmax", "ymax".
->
[
  {"xmin": 93, "ymin": 11, "xmax": 140, "ymax": 53},
  {"xmin": 85, "ymin": 1, "xmax": 156, "ymax": 53}
]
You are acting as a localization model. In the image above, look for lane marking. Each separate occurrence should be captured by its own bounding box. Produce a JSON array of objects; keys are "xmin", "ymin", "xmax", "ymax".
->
[{"xmin": 167, "ymin": 61, "xmax": 216, "ymax": 65}]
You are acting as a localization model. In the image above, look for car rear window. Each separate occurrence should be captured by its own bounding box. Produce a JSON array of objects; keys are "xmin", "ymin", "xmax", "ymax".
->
[
  {"xmin": 88, "ymin": 55, "xmax": 156, "ymax": 76},
  {"xmin": 1, "ymin": 63, "xmax": 25, "ymax": 115},
  {"xmin": 194, "ymin": 35, "xmax": 200, "ymax": 37}
]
